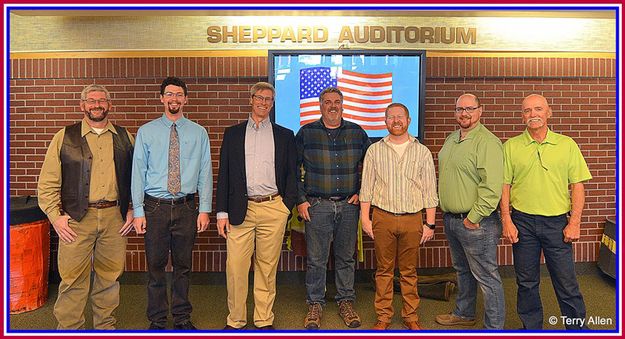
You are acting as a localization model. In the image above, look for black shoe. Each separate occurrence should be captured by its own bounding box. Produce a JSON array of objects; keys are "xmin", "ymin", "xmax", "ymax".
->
[
  {"xmin": 255, "ymin": 325, "xmax": 275, "ymax": 330},
  {"xmin": 174, "ymin": 321, "xmax": 197, "ymax": 330},
  {"xmin": 148, "ymin": 322, "xmax": 166, "ymax": 330},
  {"xmin": 223, "ymin": 325, "xmax": 245, "ymax": 330}
]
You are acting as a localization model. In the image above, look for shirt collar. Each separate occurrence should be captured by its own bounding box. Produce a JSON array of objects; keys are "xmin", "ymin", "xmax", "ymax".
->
[
  {"xmin": 451, "ymin": 122, "xmax": 482, "ymax": 143},
  {"xmin": 247, "ymin": 116, "xmax": 271, "ymax": 130},
  {"xmin": 81, "ymin": 118, "xmax": 117, "ymax": 137},
  {"xmin": 319, "ymin": 117, "xmax": 345, "ymax": 130},
  {"xmin": 522, "ymin": 128, "xmax": 557, "ymax": 146},
  {"xmin": 160, "ymin": 114, "xmax": 187, "ymax": 128},
  {"xmin": 382, "ymin": 133, "xmax": 418, "ymax": 145}
]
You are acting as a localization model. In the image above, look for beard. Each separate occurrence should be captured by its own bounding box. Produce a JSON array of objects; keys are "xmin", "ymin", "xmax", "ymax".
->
[
  {"xmin": 457, "ymin": 116, "xmax": 473, "ymax": 129},
  {"xmin": 388, "ymin": 123, "xmax": 408, "ymax": 136},
  {"xmin": 168, "ymin": 102, "xmax": 182, "ymax": 115},
  {"xmin": 85, "ymin": 107, "xmax": 109, "ymax": 122}
]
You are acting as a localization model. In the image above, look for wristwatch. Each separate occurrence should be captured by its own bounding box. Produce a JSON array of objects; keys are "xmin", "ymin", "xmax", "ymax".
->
[{"xmin": 425, "ymin": 222, "xmax": 436, "ymax": 230}]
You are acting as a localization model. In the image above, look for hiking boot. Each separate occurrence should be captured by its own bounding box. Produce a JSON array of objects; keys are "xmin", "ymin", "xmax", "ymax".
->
[
  {"xmin": 435, "ymin": 313, "xmax": 476, "ymax": 326},
  {"xmin": 304, "ymin": 303, "xmax": 323, "ymax": 330},
  {"xmin": 338, "ymin": 300, "xmax": 361, "ymax": 328}
]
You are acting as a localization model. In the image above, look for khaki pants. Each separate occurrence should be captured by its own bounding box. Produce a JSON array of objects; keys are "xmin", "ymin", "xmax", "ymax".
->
[
  {"xmin": 54, "ymin": 207, "xmax": 127, "ymax": 329},
  {"xmin": 225, "ymin": 197, "xmax": 290, "ymax": 328},
  {"xmin": 372, "ymin": 208, "xmax": 423, "ymax": 323}
]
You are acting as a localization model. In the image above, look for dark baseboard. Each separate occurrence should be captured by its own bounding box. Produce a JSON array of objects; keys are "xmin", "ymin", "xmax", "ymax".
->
[{"xmin": 47, "ymin": 262, "xmax": 613, "ymax": 286}]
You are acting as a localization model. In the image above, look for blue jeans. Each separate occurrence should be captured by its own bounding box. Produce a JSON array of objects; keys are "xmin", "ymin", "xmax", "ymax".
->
[
  {"xmin": 305, "ymin": 197, "xmax": 359, "ymax": 305},
  {"xmin": 443, "ymin": 211, "xmax": 505, "ymax": 329},
  {"xmin": 143, "ymin": 195, "xmax": 198, "ymax": 326},
  {"xmin": 511, "ymin": 210, "xmax": 588, "ymax": 330}
]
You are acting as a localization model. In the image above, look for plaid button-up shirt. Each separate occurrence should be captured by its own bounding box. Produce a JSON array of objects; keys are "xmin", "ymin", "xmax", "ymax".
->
[{"xmin": 295, "ymin": 119, "xmax": 371, "ymax": 204}]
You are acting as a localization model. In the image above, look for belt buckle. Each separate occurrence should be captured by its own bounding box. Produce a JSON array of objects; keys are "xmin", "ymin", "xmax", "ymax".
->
[{"xmin": 94, "ymin": 199, "xmax": 106, "ymax": 208}]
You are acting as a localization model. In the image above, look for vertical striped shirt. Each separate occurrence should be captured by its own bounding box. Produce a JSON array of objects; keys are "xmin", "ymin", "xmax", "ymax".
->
[
  {"xmin": 295, "ymin": 118, "xmax": 371, "ymax": 203},
  {"xmin": 360, "ymin": 135, "xmax": 438, "ymax": 213}
]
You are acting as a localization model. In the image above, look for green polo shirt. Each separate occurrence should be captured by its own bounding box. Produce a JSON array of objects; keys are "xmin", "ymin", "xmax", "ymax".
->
[
  {"xmin": 438, "ymin": 123, "xmax": 503, "ymax": 224},
  {"xmin": 503, "ymin": 129, "xmax": 592, "ymax": 216}
]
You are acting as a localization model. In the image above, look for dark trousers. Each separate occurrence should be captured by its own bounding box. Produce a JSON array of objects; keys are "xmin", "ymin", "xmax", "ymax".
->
[
  {"xmin": 143, "ymin": 195, "xmax": 198, "ymax": 326},
  {"xmin": 511, "ymin": 210, "xmax": 588, "ymax": 330}
]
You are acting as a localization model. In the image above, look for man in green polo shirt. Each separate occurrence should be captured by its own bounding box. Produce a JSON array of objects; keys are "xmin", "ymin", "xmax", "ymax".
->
[
  {"xmin": 500, "ymin": 94, "xmax": 592, "ymax": 330},
  {"xmin": 436, "ymin": 93, "xmax": 505, "ymax": 329}
]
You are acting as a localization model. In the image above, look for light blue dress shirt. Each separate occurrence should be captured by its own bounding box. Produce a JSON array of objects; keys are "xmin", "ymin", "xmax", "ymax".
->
[{"xmin": 131, "ymin": 114, "xmax": 213, "ymax": 217}]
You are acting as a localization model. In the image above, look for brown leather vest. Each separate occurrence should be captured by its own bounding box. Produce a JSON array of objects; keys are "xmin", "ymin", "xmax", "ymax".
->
[{"xmin": 59, "ymin": 122, "xmax": 133, "ymax": 221}]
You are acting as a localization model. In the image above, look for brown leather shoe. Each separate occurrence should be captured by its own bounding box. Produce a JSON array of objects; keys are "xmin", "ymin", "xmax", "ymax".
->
[
  {"xmin": 372, "ymin": 321, "xmax": 391, "ymax": 330},
  {"xmin": 403, "ymin": 320, "xmax": 424, "ymax": 330},
  {"xmin": 435, "ymin": 313, "xmax": 476, "ymax": 326}
]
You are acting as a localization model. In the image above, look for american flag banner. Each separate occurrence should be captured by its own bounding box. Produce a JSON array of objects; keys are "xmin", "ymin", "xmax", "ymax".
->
[{"xmin": 299, "ymin": 67, "xmax": 392, "ymax": 130}]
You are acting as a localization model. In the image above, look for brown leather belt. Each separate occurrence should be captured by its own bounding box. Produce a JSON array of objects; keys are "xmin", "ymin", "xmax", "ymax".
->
[
  {"xmin": 88, "ymin": 200, "xmax": 119, "ymax": 209},
  {"xmin": 248, "ymin": 193, "xmax": 280, "ymax": 203}
]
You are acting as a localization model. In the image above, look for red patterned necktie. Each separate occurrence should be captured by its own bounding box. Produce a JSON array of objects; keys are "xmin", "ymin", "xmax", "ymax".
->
[{"xmin": 167, "ymin": 123, "xmax": 181, "ymax": 195}]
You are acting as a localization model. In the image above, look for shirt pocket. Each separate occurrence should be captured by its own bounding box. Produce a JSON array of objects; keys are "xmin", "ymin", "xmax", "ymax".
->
[{"xmin": 180, "ymin": 140, "xmax": 198, "ymax": 159}]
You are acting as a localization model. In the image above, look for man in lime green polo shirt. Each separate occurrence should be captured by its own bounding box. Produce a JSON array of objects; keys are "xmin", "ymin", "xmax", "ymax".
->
[
  {"xmin": 500, "ymin": 94, "xmax": 592, "ymax": 330},
  {"xmin": 436, "ymin": 93, "xmax": 505, "ymax": 329}
]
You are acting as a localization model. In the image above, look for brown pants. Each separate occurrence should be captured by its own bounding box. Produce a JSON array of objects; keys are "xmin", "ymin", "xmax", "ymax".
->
[{"xmin": 372, "ymin": 207, "xmax": 423, "ymax": 323}]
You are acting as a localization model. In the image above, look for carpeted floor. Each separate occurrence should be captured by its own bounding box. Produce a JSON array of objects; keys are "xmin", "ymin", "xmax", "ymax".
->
[{"xmin": 8, "ymin": 264, "xmax": 617, "ymax": 332}]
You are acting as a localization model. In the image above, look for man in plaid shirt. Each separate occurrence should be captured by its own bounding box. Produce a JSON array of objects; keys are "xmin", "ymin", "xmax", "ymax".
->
[{"xmin": 296, "ymin": 87, "xmax": 371, "ymax": 330}]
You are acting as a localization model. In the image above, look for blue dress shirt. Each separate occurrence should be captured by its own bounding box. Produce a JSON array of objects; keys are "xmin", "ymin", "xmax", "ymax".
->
[{"xmin": 132, "ymin": 114, "xmax": 213, "ymax": 217}]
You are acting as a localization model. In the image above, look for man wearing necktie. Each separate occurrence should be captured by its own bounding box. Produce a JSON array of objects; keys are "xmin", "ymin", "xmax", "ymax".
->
[{"xmin": 131, "ymin": 77, "xmax": 212, "ymax": 330}]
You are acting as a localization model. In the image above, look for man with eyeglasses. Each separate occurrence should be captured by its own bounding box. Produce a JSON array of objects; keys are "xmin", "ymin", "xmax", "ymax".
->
[
  {"xmin": 131, "ymin": 77, "xmax": 212, "ymax": 330},
  {"xmin": 360, "ymin": 103, "xmax": 437, "ymax": 330},
  {"xmin": 435, "ymin": 93, "xmax": 505, "ymax": 329},
  {"xmin": 297, "ymin": 87, "xmax": 371, "ymax": 330},
  {"xmin": 38, "ymin": 84, "xmax": 134, "ymax": 329},
  {"xmin": 216, "ymin": 82, "xmax": 297, "ymax": 330},
  {"xmin": 500, "ymin": 94, "xmax": 592, "ymax": 330}
]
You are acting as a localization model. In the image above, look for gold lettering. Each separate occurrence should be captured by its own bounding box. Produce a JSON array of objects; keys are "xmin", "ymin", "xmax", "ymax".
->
[
  {"xmin": 353, "ymin": 26, "xmax": 369, "ymax": 43},
  {"xmin": 298, "ymin": 27, "xmax": 311, "ymax": 43},
  {"xmin": 338, "ymin": 26, "xmax": 354, "ymax": 43},
  {"xmin": 405, "ymin": 26, "xmax": 419, "ymax": 43},
  {"xmin": 253, "ymin": 27, "xmax": 267, "ymax": 42},
  {"xmin": 268, "ymin": 26, "xmax": 281, "ymax": 42},
  {"xmin": 281, "ymin": 27, "xmax": 296, "ymax": 42},
  {"xmin": 239, "ymin": 26, "xmax": 251, "ymax": 43},
  {"xmin": 314, "ymin": 26, "xmax": 328, "ymax": 42},
  {"xmin": 370, "ymin": 26, "xmax": 385, "ymax": 43},
  {"xmin": 386, "ymin": 26, "xmax": 404, "ymax": 43},
  {"xmin": 421, "ymin": 27, "xmax": 435, "ymax": 43},
  {"xmin": 222, "ymin": 25, "xmax": 237, "ymax": 42},
  {"xmin": 457, "ymin": 27, "xmax": 477, "ymax": 44},
  {"xmin": 439, "ymin": 27, "xmax": 455, "ymax": 44},
  {"xmin": 207, "ymin": 26, "xmax": 221, "ymax": 43}
]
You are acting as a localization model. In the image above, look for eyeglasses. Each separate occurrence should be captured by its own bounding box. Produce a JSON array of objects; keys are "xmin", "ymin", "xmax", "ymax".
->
[
  {"xmin": 455, "ymin": 106, "xmax": 481, "ymax": 113},
  {"xmin": 83, "ymin": 98, "xmax": 109, "ymax": 105},
  {"xmin": 252, "ymin": 94, "xmax": 274, "ymax": 103},
  {"xmin": 163, "ymin": 92, "xmax": 185, "ymax": 98}
]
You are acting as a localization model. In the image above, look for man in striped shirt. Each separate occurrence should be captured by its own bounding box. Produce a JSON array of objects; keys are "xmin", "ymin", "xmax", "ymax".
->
[
  {"xmin": 360, "ymin": 103, "xmax": 438, "ymax": 330},
  {"xmin": 296, "ymin": 87, "xmax": 371, "ymax": 330}
]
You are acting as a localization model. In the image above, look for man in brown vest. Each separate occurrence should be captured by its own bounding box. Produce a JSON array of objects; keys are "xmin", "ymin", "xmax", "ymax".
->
[{"xmin": 38, "ymin": 84, "xmax": 134, "ymax": 329}]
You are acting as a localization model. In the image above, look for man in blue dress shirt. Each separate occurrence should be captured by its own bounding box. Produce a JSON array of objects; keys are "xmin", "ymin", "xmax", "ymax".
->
[{"xmin": 131, "ymin": 77, "xmax": 212, "ymax": 330}]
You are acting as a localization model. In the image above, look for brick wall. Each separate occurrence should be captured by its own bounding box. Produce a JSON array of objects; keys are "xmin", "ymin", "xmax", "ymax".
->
[{"xmin": 8, "ymin": 55, "xmax": 617, "ymax": 272}]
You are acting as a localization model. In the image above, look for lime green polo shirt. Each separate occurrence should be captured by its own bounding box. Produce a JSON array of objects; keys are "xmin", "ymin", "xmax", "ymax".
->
[
  {"xmin": 438, "ymin": 123, "xmax": 504, "ymax": 223},
  {"xmin": 503, "ymin": 129, "xmax": 592, "ymax": 216}
]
